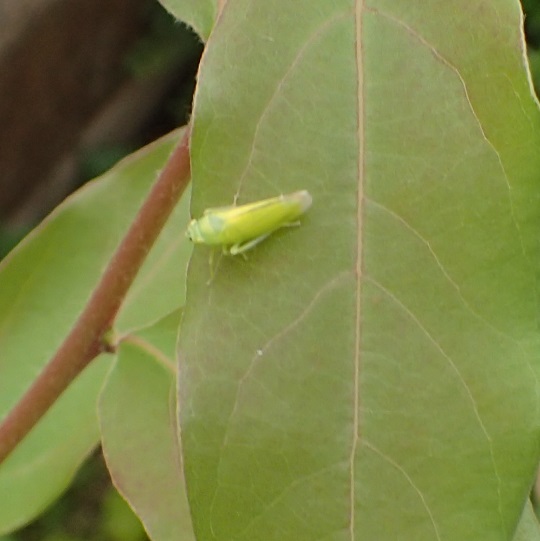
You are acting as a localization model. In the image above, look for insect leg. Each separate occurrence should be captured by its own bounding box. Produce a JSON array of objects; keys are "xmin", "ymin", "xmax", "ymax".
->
[
  {"xmin": 207, "ymin": 249, "xmax": 224, "ymax": 284},
  {"xmin": 281, "ymin": 221, "xmax": 301, "ymax": 228},
  {"xmin": 229, "ymin": 232, "xmax": 273, "ymax": 256}
]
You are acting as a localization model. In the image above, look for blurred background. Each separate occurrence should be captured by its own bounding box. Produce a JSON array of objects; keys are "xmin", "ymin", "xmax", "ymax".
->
[
  {"xmin": 0, "ymin": 0, "xmax": 539, "ymax": 539},
  {"xmin": 0, "ymin": 0, "xmax": 201, "ymax": 259},
  {"xmin": 0, "ymin": 0, "xmax": 200, "ymax": 540},
  {"xmin": 525, "ymin": 0, "xmax": 540, "ymax": 92}
]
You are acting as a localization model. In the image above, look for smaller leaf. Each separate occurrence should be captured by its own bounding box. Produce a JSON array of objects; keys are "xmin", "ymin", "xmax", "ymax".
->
[
  {"xmin": 513, "ymin": 502, "xmax": 540, "ymax": 541},
  {"xmin": 0, "ymin": 356, "xmax": 110, "ymax": 535},
  {"xmin": 100, "ymin": 311, "xmax": 195, "ymax": 541},
  {"xmin": 115, "ymin": 183, "xmax": 192, "ymax": 333}
]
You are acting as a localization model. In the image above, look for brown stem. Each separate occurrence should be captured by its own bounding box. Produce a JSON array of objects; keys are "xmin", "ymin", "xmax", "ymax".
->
[{"xmin": 0, "ymin": 126, "xmax": 191, "ymax": 465}]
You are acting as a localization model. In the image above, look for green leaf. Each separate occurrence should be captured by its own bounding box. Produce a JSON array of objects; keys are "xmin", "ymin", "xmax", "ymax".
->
[
  {"xmin": 115, "ymin": 184, "xmax": 191, "ymax": 333},
  {"xmin": 100, "ymin": 311, "xmax": 195, "ymax": 541},
  {"xmin": 178, "ymin": 1, "xmax": 540, "ymax": 540},
  {"xmin": 0, "ymin": 356, "xmax": 109, "ymax": 536},
  {"xmin": 101, "ymin": 487, "xmax": 148, "ymax": 541},
  {"xmin": 0, "ymin": 130, "xmax": 189, "ymax": 533},
  {"xmin": 157, "ymin": 0, "xmax": 216, "ymax": 41}
]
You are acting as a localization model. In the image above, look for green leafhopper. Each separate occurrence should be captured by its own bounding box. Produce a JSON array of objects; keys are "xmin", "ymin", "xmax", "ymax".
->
[{"xmin": 186, "ymin": 190, "xmax": 312, "ymax": 255}]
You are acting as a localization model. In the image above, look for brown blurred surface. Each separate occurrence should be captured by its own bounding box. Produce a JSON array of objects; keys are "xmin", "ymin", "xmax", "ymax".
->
[{"xmin": 0, "ymin": 0, "xmax": 149, "ymax": 220}]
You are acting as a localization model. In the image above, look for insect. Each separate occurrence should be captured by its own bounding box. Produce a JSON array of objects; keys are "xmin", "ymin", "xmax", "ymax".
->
[{"xmin": 186, "ymin": 190, "xmax": 312, "ymax": 255}]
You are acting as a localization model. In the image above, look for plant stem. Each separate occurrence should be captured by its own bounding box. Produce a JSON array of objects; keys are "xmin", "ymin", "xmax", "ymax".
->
[{"xmin": 0, "ymin": 126, "xmax": 191, "ymax": 465}]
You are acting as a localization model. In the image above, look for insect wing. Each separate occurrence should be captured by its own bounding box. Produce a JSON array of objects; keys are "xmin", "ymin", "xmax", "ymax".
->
[
  {"xmin": 188, "ymin": 190, "xmax": 312, "ymax": 248},
  {"xmin": 209, "ymin": 192, "xmax": 310, "ymax": 245}
]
